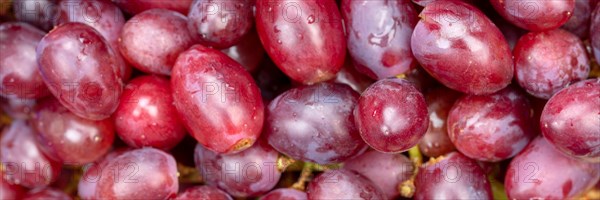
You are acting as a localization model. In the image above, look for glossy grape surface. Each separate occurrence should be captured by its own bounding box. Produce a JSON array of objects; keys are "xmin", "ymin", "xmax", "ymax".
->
[
  {"xmin": 354, "ymin": 78, "xmax": 428, "ymax": 153},
  {"xmin": 112, "ymin": 0, "xmax": 193, "ymax": 14},
  {"xmin": 37, "ymin": 23, "xmax": 124, "ymax": 120},
  {"xmin": 418, "ymin": 87, "xmax": 459, "ymax": 158},
  {"xmin": 541, "ymin": 79, "xmax": 600, "ymax": 161},
  {"xmin": 255, "ymin": 0, "xmax": 346, "ymax": 84},
  {"xmin": 260, "ymin": 188, "xmax": 307, "ymax": 200},
  {"xmin": 411, "ymin": 0, "xmax": 513, "ymax": 95},
  {"xmin": 172, "ymin": 45, "xmax": 264, "ymax": 154},
  {"xmin": 114, "ymin": 75, "xmax": 185, "ymax": 150},
  {"xmin": 23, "ymin": 188, "xmax": 72, "ymax": 200},
  {"xmin": 306, "ymin": 169, "xmax": 385, "ymax": 200},
  {"xmin": 0, "ymin": 171, "xmax": 25, "ymax": 200},
  {"xmin": 175, "ymin": 185, "xmax": 233, "ymax": 200},
  {"xmin": 266, "ymin": 82, "xmax": 367, "ymax": 164},
  {"xmin": 188, "ymin": 0, "xmax": 254, "ymax": 49},
  {"xmin": 491, "ymin": 0, "xmax": 575, "ymax": 31}
]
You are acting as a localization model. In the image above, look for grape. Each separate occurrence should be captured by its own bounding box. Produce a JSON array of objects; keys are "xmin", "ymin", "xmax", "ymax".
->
[
  {"xmin": 592, "ymin": 2, "xmax": 600, "ymax": 62},
  {"xmin": 514, "ymin": 29, "xmax": 590, "ymax": 99},
  {"xmin": 94, "ymin": 148, "xmax": 179, "ymax": 199},
  {"xmin": 561, "ymin": 0, "xmax": 593, "ymax": 38},
  {"xmin": 354, "ymin": 78, "xmax": 428, "ymax": 153},
  {"xmin": 175, "ymin": 185, "xmax": 233, "ymax": 200},
  {"xmin": 118, "ymin": 9, "xmax": 195, "ymax": 75},
  {"xmin": 266, "ymin": 82, "xmax": 367, "ymax": 164},
  {"xmin": 332, "ymin": 60, "xmax": 375, "ymax": 93},
  {"xmin": 411, "ymin": 0, "xmax": 513, "ymax": 95},
  {"xmin": 23, "ymin": 188, "xmax": 72, "ymax": 200},
  {"xmin": 412, "ymin": 0, "xmax": 473, "ymax": 7},
  {"xmin": 505, "ymin": 137, "xmax": 600, "ymax": 199},
  {"xmin": 172, "ymin": 45, "xmax": 264, "ymax": 154},
  {"xmin": 447, "ymin": 86, "xmax": 536, "ymax": 162},
  {"xmin": 414, "ymin": 152, "xmax": 493, "ymax": 200},
  {"xmin": 188, "ymin": 0, "xmax": 254, "ymax": 49},
  {"xmin": 306, "ymin": 169, "xmax": 385, "ymax": 200},
  {"xmin": 491, "ymin": 0, "xmax": 575, "ymax": 31},
  {"xmin": 194, "ymin": 140, "xmax": 281, "ymax": 197},
  {"xmin": 221, "ymin": 29, "xmax": 265, "ymax": 73},
  {"xmin": 260, "ymin": 188, "xmax": 307, "ymax": 200},
  {"xmin": 37, "ymin": 23, "xmax": 124, "ymax": 120},
  {"xmin": 1, "ymin": 97, "xmax": 36, "ymax": 119},
  {"xmin": 418, "ymin": 87, "xmax": 460, "ymax": 158},
  {"xmin": 12, "ymin": 0, "xmax": 58, "ymax": 31},
  {"xmin": 1, "ymin": 120, "xmax": 62, "ymax": 188},
  {"xmin": 0, "ymin": 22, "xmax": 50, "ymax": 99},
  {"xmin": 0, "ymin": 171, "xmax": 26, "ymax": 200},
  {"xmin": 112, "ymin": 0, "xmax": 192, "ymax": 15},
  {"xmin": 255, "ymin": 0, "xmax": 346, "ymax": 84},
  {"xmin": 32, "ymin": 98, "xmax": 115, "ymax": 164},
  {"xmin": 77, "ymin": 148, "xmax": 130, "ymax": 200},
  {"xmin": 114, "ymin": 75, "xmax": 185, "ymax": 150},
  {"xmin": 340, "ymin": 0, "xmax": 418, "ymax": 80},
  {"xmin": 541, "ymin": 79, "xmax": 600, "ymax": 161},
  {"xmin": 343, "ymin": 150, "xmax": 413, "ymax": 199}
]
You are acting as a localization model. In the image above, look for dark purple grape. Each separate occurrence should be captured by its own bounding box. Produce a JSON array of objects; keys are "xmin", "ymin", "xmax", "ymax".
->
[
  {"xmin": 505, "ymin": 137, "xmax": 600, "ymax": 199},
  {"xmin": 188, "ymin": 0, "xmax": 254, "ymax": 49},
  {"xmin": 306, "ymin": 169, "xmax": 385, "ymax": 200},
  {"xmin": 541, "ymin": 79, "xmax": 600, "ymax": 161},
  {"xmin": 194, "ymin": 141, "xmax": 281, "ymax": 197},
  {"xmin": 418, "ymin": 87, "xmax": 460, "ymax": 158},
  {"xmin": 414, "ymin": 152, "xmax": 493, "ymax": 200},
  {"xmin": 491, "ymin": 0, "xmax": 575, "ymax": 31},
  {"xmin": 175, "ymin": 185, "xmax": 233, "ymax": 200},
  {"xmin": 266, "ymin": 82, "xmax": 367, "ymax": 164},
  {"xmin": 354, "ymin": 78, "xmax": 428, "ymax": 153},
  {"xmin": 343, "ymin": 150, "xmax": 413, "ymax": 199},
  {"xmin": 260, "ymin": 188, "xmax": 307, "ymax": 200}
]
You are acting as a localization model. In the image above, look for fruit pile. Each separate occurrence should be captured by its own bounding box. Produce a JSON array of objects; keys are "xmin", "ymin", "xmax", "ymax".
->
[{"xmin": 1, "ymin": 0, "xmax": 599, "ymax": 199}]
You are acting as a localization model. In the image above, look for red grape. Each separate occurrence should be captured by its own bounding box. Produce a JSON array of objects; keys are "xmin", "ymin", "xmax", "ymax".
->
[
  {"xmin": 37, "ymin": 23, "xmax": 124, "ymax": 120},
  {"xmin": 343, "ymin": 150, "xmax": 413, "ymax": 199},
  {"xmin": 114, "ymin": 75, "xmax": 185, "ymax": 150},
  {"xmin": 1, "ymin": 97, "xmax": 36, "ymax": 120},
  {"xmin": 112, "ymin": 0, "xmax": 192, "ymax": 15},
  {"xmin": 23, "ymin": 188, "xmax": 72, "ymax": 200},
  {"xmin": 491, "ymin": 0, "xmax": 575, "ymax": 31},
  {"xmin": 414, "ymin": 152, "xmax": 493, "ymax": 200},
  {"xmin": 221, "ymin": 29, "xmax": 265, "ymax": 72},
  {"xmin": 260, "ymin": 188, "xmax": 307, "ymax": 200},
  {"xmin": 266, "ymin": 82, "xmax": 367, "ymax": 164},
  {"xmin": 32, "ymin": 98, "xmax": 115, "ymax": 164},
  {"xmin": 541, "ymin": 79, "xmax": 600, "ymax": 161},
  {"xmin": 412, "ymin": 0, "xmax": 473, "ymax": 7},
  {"xmin": 447, "ymin": 86, "xmax": 536, "ymax": 162},
  {"xmin": 0, "ymin": 171, "xmax": 26, "ymax": 200},
  {"xmin": 77, "ymin": 148, "xmax": 130, "ymax": 200},
  {"xmin": 505, "ymin": 137, "xmax": 600, "ymax": 199},
  {"xmin": 119, "ymin": 9, "xmax": 195, "ymax": 75},
  {"xmin": 172, "ymin": 45, "xmax": 264, "ymax": 154},
  {"xmin": 306, "ymin": 169, "xmax": 385, "ymax": 200},
  {"xmin": 354, "ymin": 78, "xmax": 428, "ymax": 153},
  {"xmin": 1, "ymin": 120, "xmax": 62, "ymax": 188},
  {"xmin": 12, "ymin": 0, "xmax": 58, "ymax": 31},
  {"xmin": 332, "ymin": 60, "xmax": 375, "ymax": 93},
  {"xmin": 175, "ymin": 185, "xmax": 233, "ymax": 200},
  {"xmin": 418, "ymin": 87, "xmax": 460, "ymax": 158},
  {"xmin": 94, "ymin": 148, "xmax": 179, "ymax": 199},
  {"xmin": 592, "ymin": 2, "xmax": 600, "ymax": 62},
  {"xmin": 562, "ymin": 0, "xmax": 593, "ymax": 38},
  {"xmin": 411, "ymin": 0, "xmax": 513, "ymax": 95},
  {"xmin": 188, "ymin": 0, "xmax": 254, "ymax": 49},
  {"xmin": 514, "ymin": 29, "xmax": 590, "ymax": 99},
  {"xmin": 255, "ymin": 0, "xmax": 346, "ymax": 84},
  {"xmin": 194, "ymin": 140, "xmax": 281, "ymax": 197},
  {"xmin": 340, "ymin": 0, "xmax": 418, "ymax": 80},
  {"xmin": 1, "ymin": 22, "xmax": 50, "ymax": 99}
]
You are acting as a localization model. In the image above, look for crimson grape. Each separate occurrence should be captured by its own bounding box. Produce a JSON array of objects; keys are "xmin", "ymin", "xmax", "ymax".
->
[
  {"xmin": 541, "ymin": 79, "xmax": 600, "ymax": 161},
  {"xmin": 562, "ymin": 0, "xmax": 593, "ymax": 38},
  {"xmin": 505, "ymin": 137, "xmax": 600, "ymax": 199},
  {"xmin": 306, "ymin": 169, "xmax": 385, "ymax": 200},
  {"xmin": 1, "ymin": 120, "xmax": 62, "ymax": 188},
  {"xmin": 514, "ymin": 29, "xmax": 590, "ymax": 99},
  {"xmin": 37, "ymin": 23, "xmax": 124, "ymax": 120},
  {"xmin": 266, "ymin": 82, "xmax": 367, "ymax": 164},
  {"xmin": 255, "ymin": 0, "xmax": 346, "ymax": 84},
  {"xmin": 114, "ymin": 75, "xmax": 185, "ymax": 150},
  {"xmin": 12, "ymin": 0, "xmax": 58, "ymax": 31},
  {"xmin": 491, "ymin": 0, "xmax": 575, "ymax": 31},
  {"xmin": 343, "ymin": 150, "xmax": 413, "ymax": 199},
  {"xmin": 412, "ymin": 0, "xmax": 473, "ymax": 7},
  {"xmin": 411, "ymin": 0, "xmax": 513, "ymax": 95},
  {"xmin": 23, "ymin": 188, "xmax": 72, "ymax": 200},
  {"xmin": 172, "ymin": 45, "xmax": 264, "ymax": 154},
  {"xmin": 418, "ymin": 87, "xmax": 460, "ymax": 158},
  {"xmin": 32, "ymin": 98, "xmax": 115, "ymax": 164},
  {"xmin": 188, "ymin": 0, "xmax": 254, "ymax": 49},
  {"xmin": 260, "ymin": 188, "xmax": 307, "ymax": 200},
  {"xmin": 340, "ymin": 0, "xmax": 418, "ymax": 80},
  {"xmin": 175, "ymin": 185, "xmax": 233, "ymax": 200},
  {"xmin": 119, "ymin": 9, "xmax": 195, "ymax": 75},
  {"xmin": 194, "ymin": 141, "xmax": 281, "ymax": 197},
  {"xmin": 77, "ymin": 148, "xmax": 130, "ymax": 200},
  {"xmin": 0, "ymin": 22, "xmax": 49, "ymax": 99},
  {"xmin": 354, "ymin": 78, "xmax": 428, "ymax": 153},
  {"xmin": 414, "ymin": 152, "xmax": 493, "ymax": 200},
  {"xmin": 0, "ymin": 171, "xmax": 26, "ymax": 200},
  {"xmin": 112, "ymin": 0, "xmax": 192, "ymax": 15},
  {"xmin": 221, "ymin": 29, "xmax": 265, "ymax": 72},
  {"xmin": 0, "ymin": 98, "xmax": 36, "ymax": 119},
  {"xmin": 592, "ymin": 2, "xmax": 600, "ymax": 62}
]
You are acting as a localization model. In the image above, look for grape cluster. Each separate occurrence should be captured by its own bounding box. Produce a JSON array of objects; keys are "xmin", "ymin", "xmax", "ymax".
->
[{"xmin": 1, "ymin": 0, "xmax": 599, "ymax": 199}]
